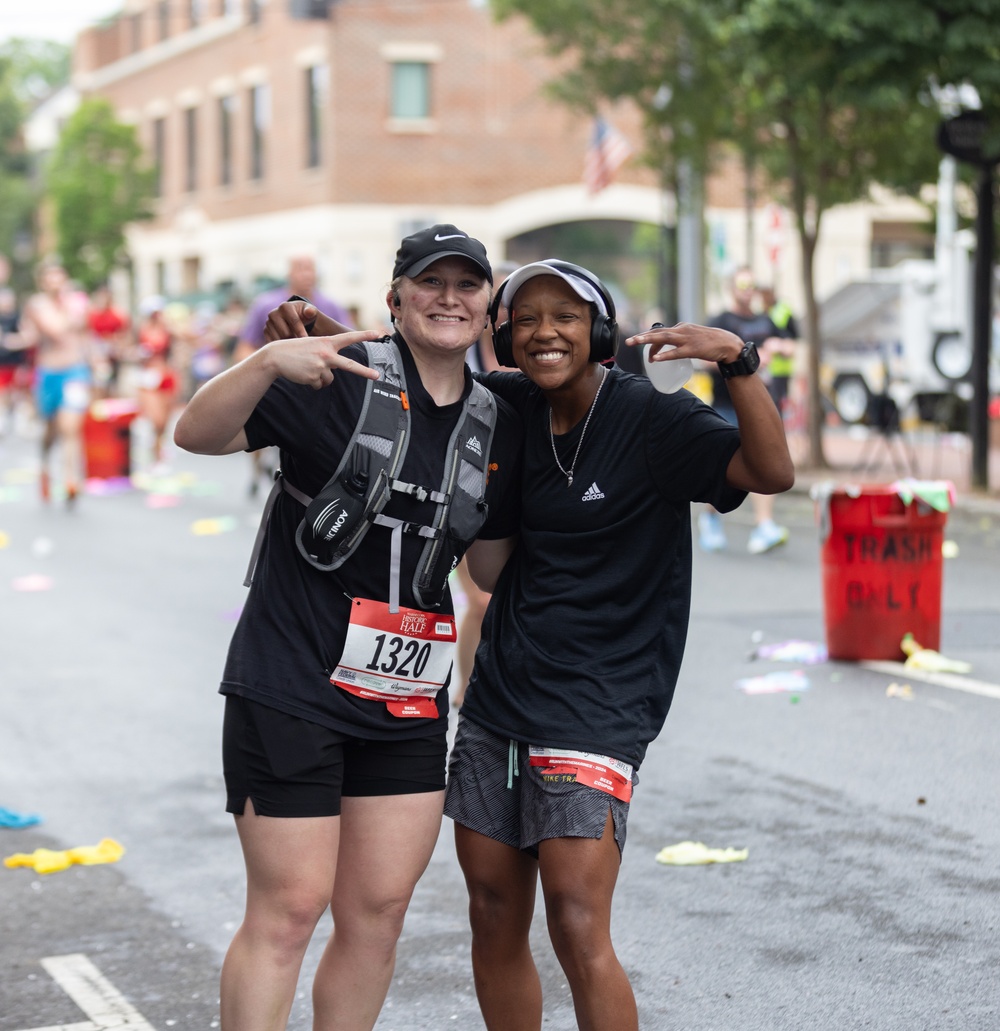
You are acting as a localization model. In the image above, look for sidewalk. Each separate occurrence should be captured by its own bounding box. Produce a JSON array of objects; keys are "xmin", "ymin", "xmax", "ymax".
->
[{"xmin": 787, "ymin": 423, "xmax": 1000, "ymax": 515}]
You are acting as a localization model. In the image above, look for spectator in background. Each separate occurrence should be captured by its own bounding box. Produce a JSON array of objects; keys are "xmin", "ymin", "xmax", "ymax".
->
[
  {"xmin": 0, "ymin": 286, "xmax": 32, "ymax": 436},
  {"xmin": 136, "ymin": 296, "xmax": 179, "ymax": 471},
  {"xmin": 701, "ymin": 266, "xmax": 791, "ymax": 554},
  {"xmin": 20, "ymin": 260, "xmax": 92, "ymax": 507},
  {"xmin": 214, "ymin": 292, "xmax": 247, "ymax": 366},
  {"xmin": 756, "ymin": 283, "xmax": 799, "ymax": 414},
  {"xmin": 87, "ymin": 283, "xmax": 131, "ymax": 398},
  {"xmin": 188, "ymin": 301, "xmax": 228, "ymax": 396},
  {"xmin": 235, "ymin": 255, "xmax": 353, "ymax": 496}
]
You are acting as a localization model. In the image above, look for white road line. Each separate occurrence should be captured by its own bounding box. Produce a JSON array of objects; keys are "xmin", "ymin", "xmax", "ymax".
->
[
  {"xmin": 12, "ymin": 1025, "xmax": 95, "ymax": 1031},
  {"xmin": 10, "ymin": 954, "xmax": 155, "ymax": 1031},
  {"xmin": 861, "ymin": 661, "xmax": 1000, "ymax": 700}
]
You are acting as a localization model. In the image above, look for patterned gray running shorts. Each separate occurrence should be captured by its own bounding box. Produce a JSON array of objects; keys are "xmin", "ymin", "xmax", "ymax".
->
[{"xmin": 444, "ymin": 715, "xmax": 633, "ymax": 858}]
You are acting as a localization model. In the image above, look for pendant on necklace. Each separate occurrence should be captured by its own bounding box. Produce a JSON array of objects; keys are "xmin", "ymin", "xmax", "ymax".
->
[{"xmin": 566, "ymin": 474, "xmax": 573, "ymax": 487}]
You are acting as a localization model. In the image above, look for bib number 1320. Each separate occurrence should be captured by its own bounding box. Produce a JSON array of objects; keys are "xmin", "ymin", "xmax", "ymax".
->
[
  {"xmin": 331, "ymin": 597, "xmax": 456, "ymax": 701},
  {"xmin": 366, "ymin": 633, "xmax": 433, "ymax": 679}
]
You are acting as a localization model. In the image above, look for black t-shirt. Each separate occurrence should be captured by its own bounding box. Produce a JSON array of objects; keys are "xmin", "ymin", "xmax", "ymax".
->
[
  {"xmin": 0, "ymin": 308, "xmax": 25, "ymax": 367},
  {"xmin": 461, "ymin": 367, "xmax": 745, "ymax": 768},
  {"xmin": 223, "ymin": 335, "xmax": 522, "ymax": 738},
  {"xmin": 707, "ymin": 309, "xmax": 781, "ymax": 409}
]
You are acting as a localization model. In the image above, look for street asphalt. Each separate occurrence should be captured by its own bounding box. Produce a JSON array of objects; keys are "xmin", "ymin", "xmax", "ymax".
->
[{"xmin": 0, "ymin": 417, "xmax": 998, "ymax": 1031}]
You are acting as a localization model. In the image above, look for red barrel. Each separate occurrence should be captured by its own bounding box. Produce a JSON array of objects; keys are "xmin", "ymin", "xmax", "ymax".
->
[
  {"xmin": 83, "ymin": 399, "xmax": 138, "ymax": 479},
  {"xmin": 818, "ymin": 486, "xmax": 948, "ymax": 661}
]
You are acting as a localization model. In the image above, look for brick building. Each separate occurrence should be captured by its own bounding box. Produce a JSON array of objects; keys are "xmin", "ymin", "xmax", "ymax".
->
[{"xmin": 73, "ymin": 0, "xmax": 929, "ymax": 326}]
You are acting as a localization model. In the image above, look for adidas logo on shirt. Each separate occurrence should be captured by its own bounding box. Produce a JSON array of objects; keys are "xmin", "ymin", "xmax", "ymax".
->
[
  {"xmin": 466, "ymin": 435, "xmax": 483, "ymax": 456},
  {"xmin": 581, "ymin": 482, "xmax": 605, "ymax": 501}
]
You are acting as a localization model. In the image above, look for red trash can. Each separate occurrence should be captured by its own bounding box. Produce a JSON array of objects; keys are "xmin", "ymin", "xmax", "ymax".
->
[
  {"xmin": 83, "ymin": 399, "xmax": 139, "ymax": 479},
  {"xmin": 816, "ymin": 484, "xmax": 949, "ymax": 661}
]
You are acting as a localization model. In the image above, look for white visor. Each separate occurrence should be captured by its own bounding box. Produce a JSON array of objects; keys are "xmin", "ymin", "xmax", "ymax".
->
[{"xmin": 498, "ymin": 262, "xmax": 609, "ymax": 318}]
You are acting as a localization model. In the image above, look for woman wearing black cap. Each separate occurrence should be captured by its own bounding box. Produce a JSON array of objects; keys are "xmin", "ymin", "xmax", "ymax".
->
[
  {"xmin": 444, "ymin": 260, "xmax": 793, "ymax": 1030},
  {"xmin": 174, "ymin": 225, "xmax": 521, "ymax": 1031}
]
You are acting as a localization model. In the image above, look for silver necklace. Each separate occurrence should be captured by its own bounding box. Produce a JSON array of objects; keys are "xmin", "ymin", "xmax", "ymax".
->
[{"xmin": 548, "ymin": 366, "xmax": 607, "ymax": 488}]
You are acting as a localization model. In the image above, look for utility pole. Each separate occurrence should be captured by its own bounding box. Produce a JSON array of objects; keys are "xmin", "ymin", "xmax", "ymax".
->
[{"xmin": 937, "ymin": 105, "xmax": 998, "ymax": 492}]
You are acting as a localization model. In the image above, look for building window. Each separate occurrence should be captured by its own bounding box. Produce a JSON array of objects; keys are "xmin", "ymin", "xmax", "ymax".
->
[
  {"xmin": 249, "ymin": 84, "xmax": 269, "ymax": 180},
  {"xmin": 184, "ymin": 107, "xmax": 198, "ymax": 192},
  {"xmin": 218, "ymin": 94, "xmax": 235, "ymax": 186},
  {"xmin": 222, "ymin": 0, "xmax": 240, "ymax": 15},
  {"xmin": 157, "ymin": 1, "xmax": 170, "ymax": 41},
  {"xmin": 130, "ymin": 13, "xmax": 143, "ymax": 53},
  {"xmin": 152, "ymin": 117, "xmax": 166, "ymax": 197},
  {"xmin": 305, "ymin": 64, "xmax": 327, "ymax": 169},
  {"xmin": 189, "ymin": 0, "xmax": 204, "ymax": 29},
  {"xmin": 390, "ymin": 62, "xmax": 430, "ymax": 119},
  {"xmin": 870, "ymin": 221, "xmax": 933, "ymax": 269},
  {"xmin": 249, "ymin": 0, "xmax": 265, "ymax": 25},
  {"xmin": 183, "ymin": 256, "xmax": 201, "ymax": 294},
  {"xmin": 155, "ymin": 260, "xmax": 167, "ymax": 295}
]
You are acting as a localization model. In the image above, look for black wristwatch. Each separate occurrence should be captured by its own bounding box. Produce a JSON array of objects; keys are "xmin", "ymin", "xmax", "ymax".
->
[{"xmin": 717, "ymin": 343, "xmax": 760, "ymax": 379}]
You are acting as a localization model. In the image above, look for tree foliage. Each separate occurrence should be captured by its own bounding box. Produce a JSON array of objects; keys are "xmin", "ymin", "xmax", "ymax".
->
[
  {"xmin": 0, "ymin": 40, "xmax": 70, "ymax": 290},
  {"xmin": 492, "ymin": 0, "xmax": 1000, "ymax": 467},
  {"xmin": 0, "ymin": 38, "xmax": 70, "ymax": 105},
  {"xmin": 46, "ymin": 98, "xmax": 156, "ymax": 292}
]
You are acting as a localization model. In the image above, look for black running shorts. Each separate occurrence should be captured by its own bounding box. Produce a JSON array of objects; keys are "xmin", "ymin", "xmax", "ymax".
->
[{"xmin": 223, "ymin": 694, "xmax": 447, "ymax": 818}]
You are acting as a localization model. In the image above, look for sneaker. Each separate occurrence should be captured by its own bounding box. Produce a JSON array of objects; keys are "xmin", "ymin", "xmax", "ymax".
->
[
  {"xmin": 698, "ymin": 511, "xmax": 727, "ymax": 552},
  {"xmin": 748, "ymin": 520, "xmax": 790, "ymax": 555}
]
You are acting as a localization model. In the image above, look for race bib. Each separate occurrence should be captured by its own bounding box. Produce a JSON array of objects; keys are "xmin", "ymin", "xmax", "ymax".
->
[
  {"xmin": 528, "ymin": 746, "xmax": 633, "ymax": 802},
  {"xmin": 62, "ymin": 378, "xmax": 91, "ymax": 413},
  {"xmin": 331, "ymin": 597, "xmax": 456, "ymax": 718}
]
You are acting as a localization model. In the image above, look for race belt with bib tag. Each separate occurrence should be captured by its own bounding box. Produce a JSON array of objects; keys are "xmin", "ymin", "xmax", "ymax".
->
[
  {"xmin": 528, "ymin": 746, "xmax": 633, "ymax": 802},
  {"xmin": 331, "ymin": 597, "xmax": 456, "ymax": 718}
]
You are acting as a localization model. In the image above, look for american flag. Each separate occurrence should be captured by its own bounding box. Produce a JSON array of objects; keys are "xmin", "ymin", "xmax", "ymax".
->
[{"xmin": 583, "ymin": 117, "xmax": 632, "ymax": 195}]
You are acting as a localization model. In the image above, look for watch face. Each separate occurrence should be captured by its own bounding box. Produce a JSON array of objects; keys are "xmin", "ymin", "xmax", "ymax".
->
[{"xmin": 720, "ymin": 344, "xmax": 759, "ymax": 378}]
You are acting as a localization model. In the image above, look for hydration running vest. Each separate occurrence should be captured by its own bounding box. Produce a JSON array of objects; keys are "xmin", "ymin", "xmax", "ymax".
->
[{"xmin": 245, "ymin": 336, "xmax": 498, "ymax": 612}]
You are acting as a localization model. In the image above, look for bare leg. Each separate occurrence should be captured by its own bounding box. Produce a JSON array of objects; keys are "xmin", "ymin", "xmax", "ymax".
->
[
  {"xmin": 312, "ymin": 791, "xmax": 444, "ymax": 1031},
  {"xmin": 220, "ymin": 800, "xmax": 339, "ymax": 1031},
  {"xmin": 455, "ymin": 823, "xmax": 542, "ymax": 1031},
  {"xmin": 747, "ymin": 492, "xmax": 789, "ymax": 553},
  {"xmin": 751, "ymin": 492, "xmax": 774, "ymax": 525},
  {"xmin": 538, "ymin": 811, "xmax": 637, "ymax": 1031},
  {"xmin": 39, "ymin": 417, "xmax": 57, "ymax": 501},
  {"xmin": 55, "ymin": 408, "xmax": 84, "ymax": 498}
]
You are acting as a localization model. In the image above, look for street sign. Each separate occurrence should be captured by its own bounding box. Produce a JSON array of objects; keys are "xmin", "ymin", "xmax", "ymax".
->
[{"xmin": 937, "ymin": 110, "xmax": 1000, "ymax": 166}]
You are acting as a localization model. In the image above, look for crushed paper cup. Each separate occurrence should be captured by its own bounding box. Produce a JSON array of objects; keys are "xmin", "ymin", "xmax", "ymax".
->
[
  {"xmin": 656, "ymin": 841, "xmax": 748, "ymax": 865},
  {"xmin": 735, "ymin": 669, "xmax": 810, "ymax": 695},
  {"xmin": 12, "ymin": 574, "xmax": 54, "ymax": 592}
]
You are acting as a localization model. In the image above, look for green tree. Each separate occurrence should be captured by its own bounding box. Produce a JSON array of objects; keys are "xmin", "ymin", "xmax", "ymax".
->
[
  {"xmin": 492, "ymin": 0, "xmax": 1000, "ymax": 467},
  {"xmin": 0, "ymin": 39, "xmax": 71, "ymax": 291},
  {"xmin": 0, "ymin": 38, "xmax": 70, "ymax": 105},
  {"xmin": 46, "ymin": 97, "xmax": 156, "ymax": 292},
  {"xmin": 0, "ymin": 52, "xmax": 34, "ymax": 279}
]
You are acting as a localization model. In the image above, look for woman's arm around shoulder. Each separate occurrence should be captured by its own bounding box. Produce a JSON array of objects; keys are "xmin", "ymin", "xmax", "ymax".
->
[{"xmin": 464, "ymin": 536, "xmax": 516, "ymax": 593}]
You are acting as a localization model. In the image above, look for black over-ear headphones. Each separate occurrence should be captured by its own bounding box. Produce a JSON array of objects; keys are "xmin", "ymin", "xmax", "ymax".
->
[{"xmin": 489, "ymin": 260, "xmax": 620, "ymax": 367}]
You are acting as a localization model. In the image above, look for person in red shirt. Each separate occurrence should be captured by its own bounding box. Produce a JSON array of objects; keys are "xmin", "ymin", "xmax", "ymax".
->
[
  {"xmin": 87, "ymin": 283, "xmax": 131, "ymax": 398},
  {"xmin": 136, "ymin": 296, "xmax": 178, "ymax": 469}
]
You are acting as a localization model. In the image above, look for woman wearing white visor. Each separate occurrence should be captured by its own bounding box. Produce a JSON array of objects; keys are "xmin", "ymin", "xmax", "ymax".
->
[{"xmin": 445, "ymin": 259, "xmax": 793, "ymax": 1030}]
